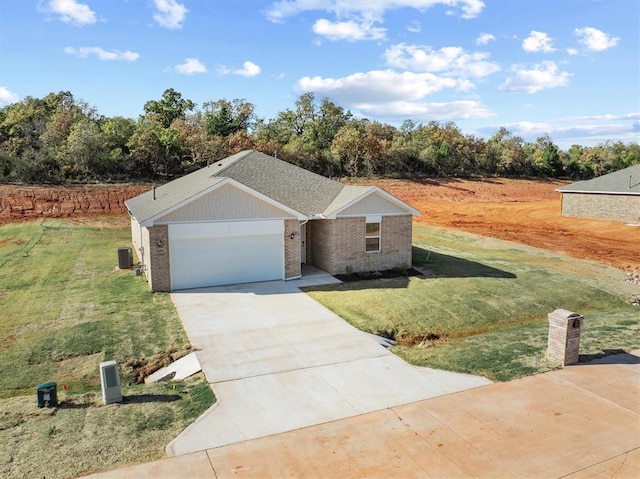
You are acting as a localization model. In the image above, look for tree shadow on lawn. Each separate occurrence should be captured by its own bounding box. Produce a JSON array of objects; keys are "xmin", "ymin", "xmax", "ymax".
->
[{"xmin": 412, "ymin": 246, "xmax": 517, "ymax": 279}]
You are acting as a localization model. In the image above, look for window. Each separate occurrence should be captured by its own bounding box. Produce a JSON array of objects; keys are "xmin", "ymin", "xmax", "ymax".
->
[{"xmin": 365, "ymin": 220, "xmax": 380, "ymax": 252}]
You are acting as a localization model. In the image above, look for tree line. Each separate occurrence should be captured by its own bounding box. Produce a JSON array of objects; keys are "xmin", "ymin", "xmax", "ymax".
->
[{"xmin": 0, "ymin": 88, "xmax": 638, "ymax": 184}]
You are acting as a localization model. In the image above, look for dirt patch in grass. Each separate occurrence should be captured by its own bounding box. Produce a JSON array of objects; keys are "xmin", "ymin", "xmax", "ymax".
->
[{"xmin": 124, "ymin": 346, "xmax": 195, "ymax": 385}]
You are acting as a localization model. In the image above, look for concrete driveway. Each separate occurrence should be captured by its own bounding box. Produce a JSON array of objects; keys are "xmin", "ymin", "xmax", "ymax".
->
[{"xmin": 166, "ymin": 278, "xmax": 491, "ymax": 456}]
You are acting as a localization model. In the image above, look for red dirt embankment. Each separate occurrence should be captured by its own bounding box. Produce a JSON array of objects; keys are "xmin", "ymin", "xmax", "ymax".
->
[
  {"xmin": 1, "ymin": 178, "xmax": 637, "ymax": 271},
  {"xmin": 0, "ymin": 184, "xmax": 150, "ymax": 226}
]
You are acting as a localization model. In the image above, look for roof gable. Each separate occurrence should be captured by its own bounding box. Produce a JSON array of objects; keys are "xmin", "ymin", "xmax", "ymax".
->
[
  {"xmin": 557, "ymin": 164, "xmax": 640, "ymax": 195},
  {"xmin": 155, "ymin": 182, "xmax": 299, "ymax": 223},
  {"xmin": 325, "ymin": 186, "xmax": 420, "ymax": 218}
]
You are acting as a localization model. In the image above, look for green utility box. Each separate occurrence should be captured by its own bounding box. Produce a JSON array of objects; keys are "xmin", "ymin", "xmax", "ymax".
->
[{"xmin": 36, "ymin": 381, "xmax": 58, "ymax": 408}]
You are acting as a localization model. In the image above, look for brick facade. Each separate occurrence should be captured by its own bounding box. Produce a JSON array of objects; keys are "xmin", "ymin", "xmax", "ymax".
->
[
  {"xmin": 562, "ymin": 193, "xmax": 640, "ymax": 223},
  {"xmin": 144, "ymin": 215, "xmax": 413, "ymax": 290},
  {"xmin": 284, "ymin": 219, "xmax": 301, "ymax": 279},
  {"xmin": 307, "ymin": 215, "xmax": 412, "ymax": 275},
  {"xmin": 547, "ymin": 309, "xmax": 583, "ymax": 366},
  {"xmin": 147, "ymin": 225, "xmax": 171, "ymax": 292}
]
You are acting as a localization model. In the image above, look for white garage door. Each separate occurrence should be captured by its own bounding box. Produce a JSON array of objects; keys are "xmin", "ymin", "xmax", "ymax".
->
[{"xmin": 169, "ymin": 221, "xmax": 284, "ymax": 290}]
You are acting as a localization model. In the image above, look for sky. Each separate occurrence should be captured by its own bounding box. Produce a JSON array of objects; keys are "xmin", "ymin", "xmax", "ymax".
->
[{"xmin": 0, "ymin": 0, "xmax": 638, "ymax": 148}]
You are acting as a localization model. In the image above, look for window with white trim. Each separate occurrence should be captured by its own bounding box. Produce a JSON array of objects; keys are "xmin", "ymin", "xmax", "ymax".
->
[{"xmin": 365, "ymin": 220, "xmax": 381, "ymax": 252}]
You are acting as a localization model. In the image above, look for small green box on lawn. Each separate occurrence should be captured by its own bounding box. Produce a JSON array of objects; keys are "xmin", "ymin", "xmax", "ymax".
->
[{"xmin": 36, "ymin": 381, "xmax": 58, "ymax": 408}]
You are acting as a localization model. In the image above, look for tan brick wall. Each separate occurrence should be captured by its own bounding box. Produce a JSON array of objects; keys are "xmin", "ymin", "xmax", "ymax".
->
[
  {"xmin": 547, "ymin": 310, "xmax": 583, "ymax": 366},
  {"xmin": 147, "ymin": 225, "xmax": 171, "ymax": 292},
  {"xmin": 562, "ymin": 193, "xmax": 640, "ymax": 223},
  {"xmin": 308, "ymin": 215, "xmax": 413, "ymax": 275},
  {"xmin": 284, "ymin": 219, "xmax": 301, "ymax": 279}
]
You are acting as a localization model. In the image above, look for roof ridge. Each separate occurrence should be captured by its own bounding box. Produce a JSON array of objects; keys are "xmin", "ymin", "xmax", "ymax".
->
[{"xmin": 206, "ymin": 149, "xmax": 253, "ymax": 177}]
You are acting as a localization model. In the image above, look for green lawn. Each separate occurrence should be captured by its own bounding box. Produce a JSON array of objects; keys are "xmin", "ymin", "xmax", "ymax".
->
[
  {"xmin": 0, "ymin": 219, "xmax": 215, "ymax": 479},
  {"xmin": 305, "ymin": 224, "xmax": 640, "ymax": 381}
]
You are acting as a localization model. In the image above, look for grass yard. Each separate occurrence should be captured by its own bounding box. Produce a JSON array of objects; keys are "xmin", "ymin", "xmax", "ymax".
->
[
  {"xmin": 0, "ymin": 219, "xmax": 215, "ymax": 479},
  {"xmin": 305, "ymin": 224, "xmax": 640, "ymax": 382}
]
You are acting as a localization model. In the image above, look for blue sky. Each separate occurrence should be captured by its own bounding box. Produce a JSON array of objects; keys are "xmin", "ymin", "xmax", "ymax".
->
[{"xmin": 1, "ymin": 0, "xmax": 638, "ymax": 148}]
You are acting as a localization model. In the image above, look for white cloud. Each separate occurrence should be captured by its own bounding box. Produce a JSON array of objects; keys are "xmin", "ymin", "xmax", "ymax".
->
[
  {"xmin": 153, "ymin": 0, "xmax": 188, "ymax": 29},
  {"xmin": 173, "ymin": 58, "xmax": 207, "ymax": 75},
  {"xmin": 499, "ymin": 61, "xmax": 570, "ymax": 94},
  {"xmin": 0, "ymin": 87, "xmax": 19, "ymax": 105},
  {"xmin": 236, "ymin": 61, "xmax": 261, "ymax": 77},
  {"xmin": 219, "ymin": 61, "xmax": 262, "ymax": 78},
  {"xmin": 64, "ymin": 46, "xmax": 139, "ymax": 61},
  {"xmin": 313, "ymin": 18, "xmax": 386, "ymax": 41},
  {"xmin": 40, "ymin": 0, "xmax": 96, "ymax": 26},
  {"xmin": 477, "ymin": 112, "xmax": 640, "ymax": 147},
  {"xmin": 574, "ymin": 27, "xmax": 619, "ymax": 51},
  {"xmin": 564, "ymin": 112, "xmax": 640, "ymax": 122},
  {"xmin": 566, "ymin": 47, "xmax": 579, "ymax": 56},
  {"xmin": 406, "ymin": 20, "xmax": 421, "ymax": 33},
  {"xmin": 296, "ymin": 69, "xmax": 472, "ymax": 105},
  {"xmin": 266, "ymin": 0, "xmax": 485, "ymax": 23},
  {"xmin": 357, "ymin": 100, "xmax": 493, "ymax": 120},
  {"xmin": 297, "ymin": 68, "xmax": 492, "ymax": 121},
  {"xmin": 476, "ymin": 32, "xmax": 495, "ymax": 45},
  {"xmin": 384, "ymin": 43, "xmax": 500, "ymax": 78},
  {"xmin": 522, "ymin": 31, "xmax": 555, "ymax": 53}
]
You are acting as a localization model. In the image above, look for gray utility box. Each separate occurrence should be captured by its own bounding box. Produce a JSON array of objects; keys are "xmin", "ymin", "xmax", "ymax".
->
[
  {"xmin": 36, "ymin": 381, "xmax": 57, "ymax": 408},
  {"xmin": 117, "ymin": 247, "xmax": 133, "ymax": 269},
  {"xmin": 100, "ymin": 360, "xmax": 123, "ymax": 405}
]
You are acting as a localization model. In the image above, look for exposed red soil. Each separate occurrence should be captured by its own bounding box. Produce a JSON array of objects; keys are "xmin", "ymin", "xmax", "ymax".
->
[
  {"xmin": 347, "ymin": 177, "xmax": 639, "ymax": 272},
  {"xmin": 1, "ymin": 178, "xmax": 637, "ymax": 271},
  {"xmin": 0, "ymin": 184, "xmax": 150, "ymax": 227}
]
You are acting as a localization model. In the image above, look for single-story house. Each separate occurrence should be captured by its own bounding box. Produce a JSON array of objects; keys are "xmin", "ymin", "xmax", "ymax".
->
[
  {"xmin": 125, "ymin": 150, "xmax": 419, "ymax": 291},
  {"xmin": 557, "ymin": 164, "xmax": 640, "ymax": 224}
]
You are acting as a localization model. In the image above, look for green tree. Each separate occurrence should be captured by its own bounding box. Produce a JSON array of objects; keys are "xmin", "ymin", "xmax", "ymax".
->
[
  {"xmin": 143, "ymin": 88, "xmax": 195, "ymax": 128},
  {"xmin": 101, "ymin": 116, "xmax": 136, "ymax": 176},
  {"xmin": 64, "ymin": 119, "xmax": 108, "ymax": 178},
  {"xmin": 203, "ymin": 99, "xmax": 256, "ymax": 137},
  {"xmin": 126, "ymin": 116, "xmax": 163, "ymax": 178},
  {"xmin": 531, "ymin": 134, "xmax": 562, "ymax": 177}
]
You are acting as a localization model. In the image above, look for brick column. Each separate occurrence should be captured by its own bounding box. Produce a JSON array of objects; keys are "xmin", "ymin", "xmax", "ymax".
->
[
  {"xmin": 547, "ymin": 309, "xmax": 583, "ymax": 366},
  {"xmin": 284, "ymin": 219, "xmax": 301, "ymax": 279},
  {"xmin": 148, "ymin": 225, "xmax": 171, "ymax": 292}
]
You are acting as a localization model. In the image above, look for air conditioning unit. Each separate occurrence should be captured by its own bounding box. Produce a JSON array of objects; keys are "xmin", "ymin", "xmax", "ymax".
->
[
  {"xmin": 100, "ymin": 360, "xmax": 123, "ymax": 404},
  {"xmin": 117, "ymin": 247, "xmax": 133, "ymax": 269}
]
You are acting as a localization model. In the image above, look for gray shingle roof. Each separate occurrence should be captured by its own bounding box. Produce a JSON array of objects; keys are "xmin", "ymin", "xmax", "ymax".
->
[
  {"xmin": 557, "ymin": 164, "xmax": 640, "ymax": 195},
  {"xmin": 214, "ymin": 150, "xmax": 344, "ymax": 215},
  {"xmin": 126, "ymin": 150, "xmax": 416, "ymax": 224}
]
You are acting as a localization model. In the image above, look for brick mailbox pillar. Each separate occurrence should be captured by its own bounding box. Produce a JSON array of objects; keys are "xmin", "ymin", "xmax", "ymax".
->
[{"xmin": 547, "ymin": 309, "xmax": 584, "ymax": 366}]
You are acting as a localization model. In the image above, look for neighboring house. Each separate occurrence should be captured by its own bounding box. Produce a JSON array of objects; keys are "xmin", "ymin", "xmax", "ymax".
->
[
  {"xmin": 125, "ymin": 150, "xmax": 419, "ymax": 291},
  {"xmin": 557, "ymin": 164, "xmax": 640, "ymax": 224}
]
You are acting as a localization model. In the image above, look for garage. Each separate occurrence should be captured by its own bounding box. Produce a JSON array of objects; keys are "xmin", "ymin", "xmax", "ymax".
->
[{"xmin": 169, "ymin": 220, "xmax": 284, "ymax": 290}]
